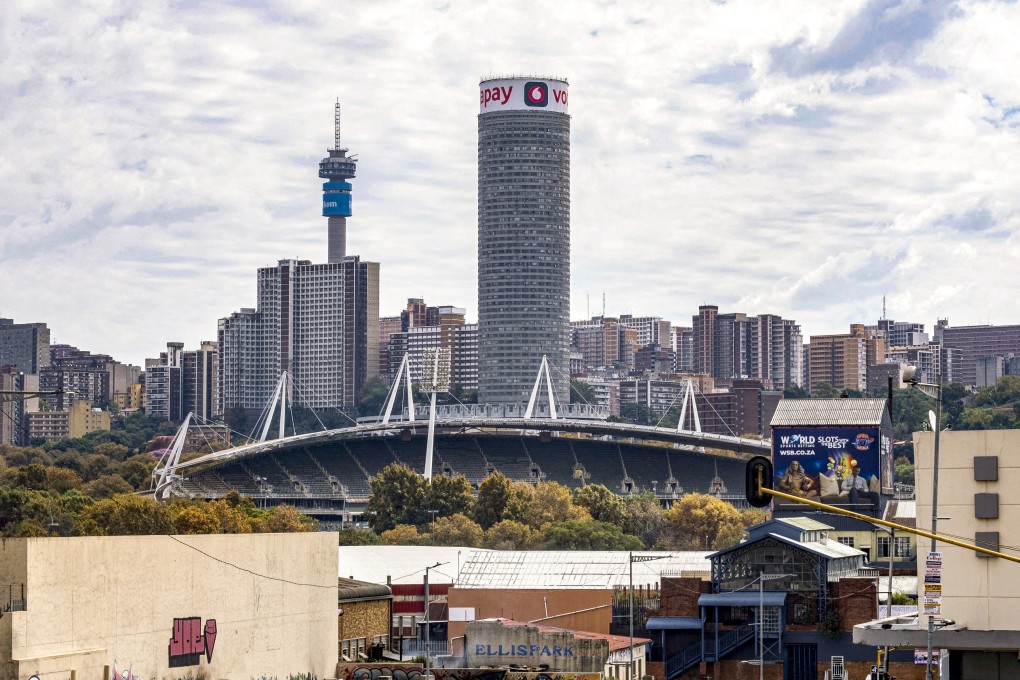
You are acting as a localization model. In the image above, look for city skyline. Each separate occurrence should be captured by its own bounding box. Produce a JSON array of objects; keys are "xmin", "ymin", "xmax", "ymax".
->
[{"xmin": 3, "ymin": 1, "xmax": 1019, "ymax": 366}]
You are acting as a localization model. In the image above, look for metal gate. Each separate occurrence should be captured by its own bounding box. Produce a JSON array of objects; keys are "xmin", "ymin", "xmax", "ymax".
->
[{"xmin": 784, "ymin": 643, "xmax": 817, "ymax": 680}]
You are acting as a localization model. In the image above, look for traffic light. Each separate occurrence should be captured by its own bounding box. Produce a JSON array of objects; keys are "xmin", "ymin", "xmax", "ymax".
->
[{"xmin": 745, "ymin": 456, "xmax": 774, "ymax": 508}]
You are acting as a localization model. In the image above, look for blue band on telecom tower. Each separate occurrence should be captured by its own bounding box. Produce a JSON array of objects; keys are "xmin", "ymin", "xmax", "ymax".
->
[{"xmin": 322, "ymin": 193, "xmax": 352, "ymax": 216}]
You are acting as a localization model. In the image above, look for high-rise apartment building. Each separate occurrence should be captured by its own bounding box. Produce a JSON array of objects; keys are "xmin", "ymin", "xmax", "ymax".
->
[
  {"xmin": 693, "ymin": 306, "xmax": 718, "ymax": 376},
  {"xmin": 671, "ymin": 326, "xmax": 694, "ymax": 373},
  {"xmin": 384, "ymin": 304, "xmax": 477, "ymax": 391},
  {"xmin": 935, "ymin": 320, "xmax": 1020, "ymax": 386},
  {"xmin": 807, "ymin": 324, "xmax": 885, "ymax": 393},
  {"xmin": 40, "ymin": 345, "xmax": 141, "ymax": 411},
  {"xmin": 0, "ymin": 318, "xmax": 49, "ymax": 374},
  {"xmin": 219, "ymin": 257, "xmax": 379, "ymax": 413},
  {"xmin": 690, "ymin": 306, "xmax": 801, "ymax": 389},
  {"xmin": 0, "ymin": 367, "xmax": 37, "ymax": 446},
  {"xmin": 218, "ymin": 105, "xmax": 379, "ymax": 416},
  {"xmin": 477, "ymin": 76, "xmax": 571, "ymax": 405},
  {"xmin": 182, "ymin": 341, "xmax": 219, "ymax": 421}
]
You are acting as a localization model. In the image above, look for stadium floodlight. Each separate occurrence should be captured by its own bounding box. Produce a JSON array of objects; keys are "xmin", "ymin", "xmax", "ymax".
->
[
  {"xmin": 422, "ymin": 348, "xmax": 452, "ymax": 394},
  {"xmin": 423, "ymin": 348, "xmax": 452, "ymax": 481}
]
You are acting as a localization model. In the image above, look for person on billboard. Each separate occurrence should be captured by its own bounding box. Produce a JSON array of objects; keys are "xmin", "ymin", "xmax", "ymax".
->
[
  {"xmin": 842, "ymin": 466, "xmax": 880, "ymax": 509},
  {"xmin": 779, "ymin": 460, "xmax": 816, "ymax": 497}
]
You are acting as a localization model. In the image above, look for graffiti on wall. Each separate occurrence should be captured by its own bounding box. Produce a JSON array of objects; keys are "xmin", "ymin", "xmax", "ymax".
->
[
  {"xmin": 112, "ymin": 661, "xmax": 144, "ymax": 680},
  {"xmin": 338, "ymin": 663, "xmax": 424, "ymax": 680},
  {"xmin": 432, "ymin": 671, "xmax": 601, "ymax": 680},
  {"xmin": 169, "ymin": 617, "xmax": 217, "ymax": 667}
]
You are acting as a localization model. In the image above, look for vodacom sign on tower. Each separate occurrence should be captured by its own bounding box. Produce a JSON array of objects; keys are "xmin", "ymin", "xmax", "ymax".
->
[{"xmin": 479, "ymin": 77, "xmax": 569, "ymax": 114}]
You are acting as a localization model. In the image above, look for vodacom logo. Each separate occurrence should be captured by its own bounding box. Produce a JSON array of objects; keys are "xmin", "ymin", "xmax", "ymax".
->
[{"xmin": 525, "ymin": 81, "xmax": 548, "ymax": 107}]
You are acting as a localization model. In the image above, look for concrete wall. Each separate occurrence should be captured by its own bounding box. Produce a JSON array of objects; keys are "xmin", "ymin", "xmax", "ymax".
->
[
  {"xmin": 447, "ymin": 588, "xmax": 611, "ymax": 643},
  {"xmin": 914, "ymin": 429, "xmax": 1020, "ymax": 631},
  {"xmin": 0, "ymin": 533, "xmax": 338, "ymax": 680}
]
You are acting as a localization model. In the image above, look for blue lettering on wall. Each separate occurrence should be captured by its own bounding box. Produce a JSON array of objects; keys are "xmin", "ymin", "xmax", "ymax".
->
[
  {"xmin": 475, "ymin": 645, "xmax": 485, "ymax": 655},
  {"xmin": 517, "ymin": 645, "xmax": 527, "ymax": 656}
]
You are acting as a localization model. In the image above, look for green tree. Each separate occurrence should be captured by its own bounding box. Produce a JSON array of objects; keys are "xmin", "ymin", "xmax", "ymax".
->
[
  {"xmin": 624, "ymin": 491, "xmax": 665, "ymax": 549},
  {"xmin": 504, "ymin": 481, "xmax": 537, "ymax": 525},
  {"xmin": 957, "ymin": 407, "xmax": 994, "ymax": 430},
  {"xmin": 339, "ymin": 528, "xmax": 382, "ymax": 545},
  {"xmin": 661, "ymin": 493, "xmax": 744, "ymax": 550},
  {"xmin": 264, "ymin": 505, "xmax": 318, "ymax": 532},
  {"xmin": 483, "ymin": 519, "xmax": 537, "ymax": 550},
  {"xmin": 380, "ymin": 524, "xmax": 426, "ymax": 545},
  {"xmin": 739, "ymin": 506, "xmax": 770, "ymax": 530},
  {"xmin": 356, "ymin": 377, "xmax": 391, "ymax": 418},
  {"xmin": 83, "ymin": 474, "xmax": 134, "ymax": 499},
  {"xmin": 570, "ymin": 379, "xmax": 598, "ymax": 405},
  {"xmin": 527, "ymin": 481, "xmax": 590, "ymax": 529},
  {"xmin": 80, "ymin": 495, "xmax": 174, "ymax": 535},
  {"xmin": 783, "ymin": 385, "xmax": 810, "ymax": 399},
  {"xmin": 811, "ymin": 382, "xmax": 839, "ymax": 398},
  {"xmin": 168, "ymin": 502, "xmax": 221, "ymax": 534},
  {"xmin": 432, "ymin": 513, "xmax": 484, "ymax": 547},
  {"xmin": 615, "ymin": 403, "xmax": 656, "ymax": 425},
  {"xmin": 365, "ymin": 463, "xmax": 426, "ymax": 532},
  {"xmin": 474, "ymin": 471, "xmax": 514, "ymax": 529},
  {"xmin": 540, "ymin": 519, "xmax": 643, "ymax": 550},
  {"xmin": 573, "ymin": 484, "xmax": 627, "ymax": 526},
  {"xmin": 426, "ymin": 474, "xmax": 475, "ymax": 520},
  {"xmin": 894, "ymin": 455, "xmax": 915, "ymax": 486}
]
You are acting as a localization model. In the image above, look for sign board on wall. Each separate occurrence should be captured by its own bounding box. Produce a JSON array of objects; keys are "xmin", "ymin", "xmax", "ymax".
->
[
  {"xmin": 466, "ymin": 620, "xmax": 607, "ymax": 673},
  {"xmin": 479, "ymin": 78, "xmax": 569, "ymax": 114},
  {"xmin": 772, "ymin": 426, "xmax": 889, "ymax": 510}
]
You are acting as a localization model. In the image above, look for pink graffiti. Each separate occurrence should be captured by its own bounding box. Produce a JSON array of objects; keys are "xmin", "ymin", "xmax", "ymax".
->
[
  {"xmin": 112, "ymin": 661, "xmax": 140, "ymax": 680},
  {"xmin": 169, "ymin": 616, "xmax": 217, "ymax": 666}
]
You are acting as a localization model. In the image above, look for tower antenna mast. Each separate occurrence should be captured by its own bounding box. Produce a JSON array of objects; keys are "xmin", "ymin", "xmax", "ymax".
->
[{"xmin": 334, "ymin": 99, "xmax": 341, "ymax": 152}]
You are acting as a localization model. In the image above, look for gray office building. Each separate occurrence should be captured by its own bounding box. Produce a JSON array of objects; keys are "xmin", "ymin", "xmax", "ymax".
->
[
  {"xmin": 477, "ymin": 76, "xmax": 571, "ymax": 404},
  {"xmin": 0, "ymin": 318, "xmax": 50, "ymax": 374}
]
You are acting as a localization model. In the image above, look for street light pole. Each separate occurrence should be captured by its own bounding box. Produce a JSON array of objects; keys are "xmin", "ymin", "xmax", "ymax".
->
[
  {"xmin": 906, "ymin": 369, "xmax": 942, "ymax": 680},
  {"xmin": 629, "ymin": 553, "xmax": 668, "ymax": 680},
  {"xmin": 423, "ymin": 561, "xmax": 447, "ymax": 680}
]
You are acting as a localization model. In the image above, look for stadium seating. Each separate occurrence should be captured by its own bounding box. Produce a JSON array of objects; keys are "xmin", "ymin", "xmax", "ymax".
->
[
  {"xmin": 312, "ymin": 444, "xmax": 372, "ymax": 500},
  {"xmin": 572, "ymin": 439, "xmax": 626, "ymax": 491},
  {"xmin": 524, "ymin": 437, "xmax": 584, "ymax": 489},
  {"xmin": 347, "ymin": 438, "xmax": 398, "ymax": 476},
  {"xmin": 245, "ymin": 455, "xmax": 301, "ymax": 495},
  {"xmin": 619, "ymin": 444, "xmax": 672, "ymax": 494},
  {"xmin": 436, "ymin": 438, "xmax": 489, "ymax": 486},
  {"xmin": 476, "ymin": 436, "xmax": 536, "ymax": 482},
  {"xmin": 282, "ymin": 450, "xmax": 334, "ymax": 495}
]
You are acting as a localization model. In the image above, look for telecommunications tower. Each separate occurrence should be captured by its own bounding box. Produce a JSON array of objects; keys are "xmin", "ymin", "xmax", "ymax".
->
[
  {"xmin": 477, "ymin": 76, "xmax": 571, "ymax": 405},
  {"xmin": 319, "ymin": 100, "xmax": 358, "ymax": 263}
]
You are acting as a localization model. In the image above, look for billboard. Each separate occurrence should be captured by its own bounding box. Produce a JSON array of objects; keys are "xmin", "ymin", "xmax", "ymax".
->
[
  {"xmin": 480, "ymin": 78, "xmax": 569, "ymax": 114},
  {"xmin": 323, "ymin": 193, "xmax": 352, "ymax": 217},
  {"xmin": 772, "ymin": 426, "xmax": 887, "ymax": 511}
]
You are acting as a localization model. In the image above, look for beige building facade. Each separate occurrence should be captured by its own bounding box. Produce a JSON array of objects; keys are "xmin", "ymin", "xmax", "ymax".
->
[
  {"xmin": 25, "ymin": 400, "xmax": 110, "ymax": 442},
  {"xmin": 0, "ymin": 533, "xmax": 338, "ymax": 680},
  {"xmin": 856, "ymin": 429, "xmax": 1020, "ymax": 678}
]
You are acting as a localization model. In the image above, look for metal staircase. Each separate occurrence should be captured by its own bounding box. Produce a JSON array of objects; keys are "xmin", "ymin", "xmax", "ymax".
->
[{"xmin": 665, "ymin": 624, "xmax": 755, "ymax": 679}]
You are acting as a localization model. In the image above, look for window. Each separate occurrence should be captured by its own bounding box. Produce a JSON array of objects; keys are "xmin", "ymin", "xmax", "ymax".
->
[{"xmin": 837, "ymin": 536, "xmax": 855, "ymax": 548}]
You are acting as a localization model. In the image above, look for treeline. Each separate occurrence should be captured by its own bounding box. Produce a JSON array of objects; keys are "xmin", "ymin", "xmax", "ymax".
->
[
  {"xmin": 0, "ymin": 443, "xmax": 316, "ymax": 537},
  {"xmin": 345, "ymin": 464, "xmax": 767, "ymax": 551}
]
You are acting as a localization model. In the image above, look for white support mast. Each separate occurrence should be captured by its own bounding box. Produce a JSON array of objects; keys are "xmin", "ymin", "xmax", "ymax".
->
[
  {"xmin": 152, "ymin": 412, "xmax": 193, "ymax": 493},
  {"xmin": 422, "ymin": 348, "xmax": 451, "ymax": 481},
  {"xmin": 382, "ymin": 353, "xmax": 416, "ymax": 425},
  {"xmin": 676, "ymin": 378, "xmax": 702, "ymax": 433},
  {"xmin": 524, "ymin": 355, "xmax": 558, "ymax": 420},
  {"xmin": 259, "ymin": 371, "xmax": 290, "ymax": 443}
]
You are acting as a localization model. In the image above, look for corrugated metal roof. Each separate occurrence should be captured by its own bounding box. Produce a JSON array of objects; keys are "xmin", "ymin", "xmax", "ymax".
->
[
  {"xmin": 456, "ymin": 551, "xmax": 711, "ymax": 589},
  {"xmin": 770, "ymin": 398, "xmax": 888, "ymax": 427},
  {"xmin": 337, "ymin": 577, "xmax": 392, "ymax": 601},
  {"xmin": 775, "ymin": 517, "xmax": 833, "ymax": 532}
]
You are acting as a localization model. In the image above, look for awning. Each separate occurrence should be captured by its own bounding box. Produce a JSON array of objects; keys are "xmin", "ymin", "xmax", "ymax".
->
[
  {"xmin": 699, "ymin": 592, "xmax": 788, "ymax": 608},
  {"xmin": 646, "ymin": 616, "xmax": 703, "ymax": 631}
]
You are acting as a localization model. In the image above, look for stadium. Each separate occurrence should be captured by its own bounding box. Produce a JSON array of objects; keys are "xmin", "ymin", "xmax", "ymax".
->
[{"xmin": 160, "ymin": 417, "xmax": 770, "ymax": 527}]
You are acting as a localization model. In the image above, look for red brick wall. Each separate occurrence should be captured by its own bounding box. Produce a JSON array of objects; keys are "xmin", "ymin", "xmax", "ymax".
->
[
  {"xmin": 830, "ymin": 577, "xmax": 877, "ymax": 629},
  {"xmin": 656, "ymin": 578, "xmax": 710, "ymax": 617}
]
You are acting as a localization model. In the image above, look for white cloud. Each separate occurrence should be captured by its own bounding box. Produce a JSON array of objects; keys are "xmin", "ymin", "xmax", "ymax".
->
[{"xmin": 1, "ymin": 0, "xmax": 1018, "ymax": 364}]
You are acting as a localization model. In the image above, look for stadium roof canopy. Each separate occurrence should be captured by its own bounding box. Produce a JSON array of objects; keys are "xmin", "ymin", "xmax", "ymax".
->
[{"xmin": 770, "ymin": 398, "xmax": 889, "ymax": 427}]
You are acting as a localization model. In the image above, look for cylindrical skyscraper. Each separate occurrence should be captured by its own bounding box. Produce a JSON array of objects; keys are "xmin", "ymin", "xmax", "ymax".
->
[
  {"xmin": 320, "ymin": 101, "xmax": 357, "ymax": 263},
  {"xmin": 477, "ymin": 76, "xmax": 571, "ymax": 405}
]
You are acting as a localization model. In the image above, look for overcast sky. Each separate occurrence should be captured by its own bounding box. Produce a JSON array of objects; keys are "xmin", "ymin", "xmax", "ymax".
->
[{"xmin": 2, "ymin": 0, "xmax": 1019, "ymax": 366}]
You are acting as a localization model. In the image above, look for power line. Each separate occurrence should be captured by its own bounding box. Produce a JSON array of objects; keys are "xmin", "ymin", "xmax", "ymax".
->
[{"xmin": 167, "ymin": 535, "xmax": 336, "ymax": 590}]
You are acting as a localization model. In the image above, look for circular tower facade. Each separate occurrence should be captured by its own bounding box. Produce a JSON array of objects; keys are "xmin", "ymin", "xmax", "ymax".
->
[{"xmin": 477, "ymin": 77, "xmax": 571, "ymax": 405}]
